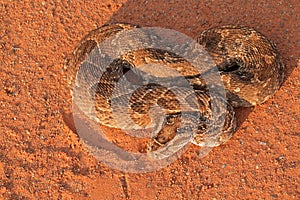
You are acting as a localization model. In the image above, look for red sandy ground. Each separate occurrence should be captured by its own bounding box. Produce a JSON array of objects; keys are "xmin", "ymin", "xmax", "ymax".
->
[{"xmin": 0, "ymin": 1, "xmax": 299, "ymax": 199}]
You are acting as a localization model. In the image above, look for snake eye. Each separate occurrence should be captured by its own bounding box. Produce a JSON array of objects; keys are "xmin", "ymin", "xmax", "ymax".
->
[
  {"xmin": 165, "ymin": 114, "xmax": 181, "ymax": 125},
  {"xmin": 166, "ymin": 116, "xmax": 175, "ymax": 125}
]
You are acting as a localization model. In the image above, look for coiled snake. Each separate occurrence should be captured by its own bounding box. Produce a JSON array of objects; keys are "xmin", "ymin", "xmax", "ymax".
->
[{"xmin": 66, "ymin": 23, "xmax": 283, "ymax": 160}]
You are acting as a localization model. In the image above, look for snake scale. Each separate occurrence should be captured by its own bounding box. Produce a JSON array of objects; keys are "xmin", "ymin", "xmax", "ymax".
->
[{"xmin": 66, "ymin": 23, "xmax": 284, "ymax": 159}]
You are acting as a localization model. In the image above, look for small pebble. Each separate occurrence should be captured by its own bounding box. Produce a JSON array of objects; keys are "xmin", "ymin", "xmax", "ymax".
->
[{"xmin": 259, "ymin": 141, "xmax": 267, "ymax": 145}]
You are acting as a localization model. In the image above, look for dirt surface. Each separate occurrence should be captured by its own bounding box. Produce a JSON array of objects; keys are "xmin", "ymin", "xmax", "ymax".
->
[{"xmin": 1, "ymin": 0, "xmax": 300, "ymax": 199}]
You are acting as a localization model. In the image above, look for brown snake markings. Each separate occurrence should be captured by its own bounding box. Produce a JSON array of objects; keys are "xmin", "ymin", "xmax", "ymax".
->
[{"xmin": 67, "ymin": 23, "xmax": 284, "ymax": 158}]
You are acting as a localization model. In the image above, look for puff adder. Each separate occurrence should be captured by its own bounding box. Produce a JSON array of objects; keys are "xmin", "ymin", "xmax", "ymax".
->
[{"xmin": 66, "ymin": 23, "xmax": 284, "ymax": 159}]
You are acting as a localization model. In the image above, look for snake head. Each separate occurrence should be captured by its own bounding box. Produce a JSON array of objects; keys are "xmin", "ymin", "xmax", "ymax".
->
[
  {"xmin": 147, "ymin": 113, "xmax": 199, "ymax": 160},
  {"xmin": 147, "ymin": 96, "xmax": 237, "ymax": 160}
]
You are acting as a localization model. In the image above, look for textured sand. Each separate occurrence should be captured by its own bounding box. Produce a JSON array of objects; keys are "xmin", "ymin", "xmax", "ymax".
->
[{"xmin": 0, "ymin": 1, "xmax": 299, "ymax": 199}]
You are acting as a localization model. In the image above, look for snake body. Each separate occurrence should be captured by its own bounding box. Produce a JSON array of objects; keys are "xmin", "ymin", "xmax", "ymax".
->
[{"xmin": 67, "ymin": 23, "xmax": 283, "ymax": 158}]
